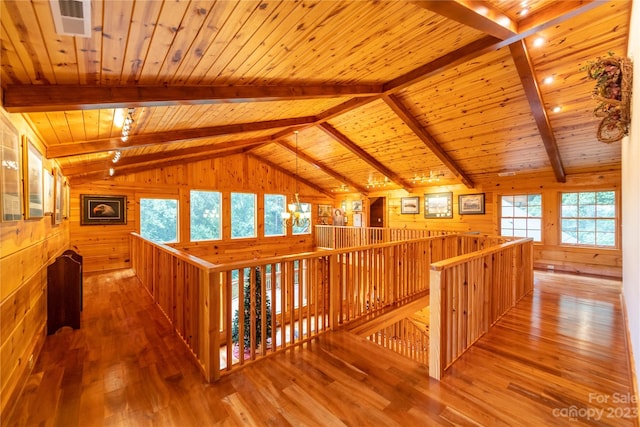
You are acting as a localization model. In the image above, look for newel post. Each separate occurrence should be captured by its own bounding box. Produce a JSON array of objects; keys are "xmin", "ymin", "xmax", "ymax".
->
[
  {"xmin": 429, "ymin": 268, "xmax": 443, "ymax": 380},
  {"xmin": 206, "ymin": 269, "xmax": 221, "ymax": 382}
]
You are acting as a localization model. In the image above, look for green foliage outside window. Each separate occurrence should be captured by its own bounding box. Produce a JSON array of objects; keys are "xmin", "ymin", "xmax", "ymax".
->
[
  {"xmin": 231, "ymin": 192, "xmax": 256, "ymax": 239},
  {"xmin": 140, "ymin": 198, "xmax": 178, "ymax": 243},
  {"xmin": 190, "ymin": 190, "xmax": 221, "ymax": 241},
  {"xmin": 264, "ymin": 194, "xmax": 285, "ymax": 237}
]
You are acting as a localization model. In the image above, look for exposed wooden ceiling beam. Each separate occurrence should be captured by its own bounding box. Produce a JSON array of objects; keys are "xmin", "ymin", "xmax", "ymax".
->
[
  {"xmin": 382, "ymin": 94, "xmax": 475, "ymax": 189},
  {"xmin": 246, "ymin": 154, "xmax": 334, "ymax": 199},
  {"xmin": 2, "ymin": 84, "xmax": 384, "ymax": 113},
  {"xmin": 276, "ymin": 140, "xmax": 369, "ymax": 195},
  {"xmin": 318, "ymin": 123, "xmax": 413, "ymax": 191},
  {"xmin": 509, "ymin": 40, "xmax": 566, "ymax": 183},
  {"xmin": 47, "ymin": 117, "xmax": 314, "ymax": 158},
  {"xmin": 412, "ymin": 1, "xmax": 517, "ymax": 40}
]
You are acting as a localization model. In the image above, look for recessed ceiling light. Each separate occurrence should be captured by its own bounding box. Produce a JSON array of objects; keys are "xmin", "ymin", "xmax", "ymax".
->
[
  {"xmin": 533, "ymin": 37, "xmax": 545, "ymax": 48},
  {"xmin": 552, "ymin": 106, "xmax": 562, "ymax": 113},
  {"xmin": 543, "ymin": 76, "xmax": 554, "ymax": 85}
]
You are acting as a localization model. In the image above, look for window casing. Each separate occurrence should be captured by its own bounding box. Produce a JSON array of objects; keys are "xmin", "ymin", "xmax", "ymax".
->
[
  {"xmin": 140, "ymin": 197, "xmax": 179, "ymax": 243},
  {"xmin": 560, "ymin": 191, "xmax": 616, "ymax": 247},
  {"xmin": 190, "ymin": 190, "xmax": 222, "ymax": 242},
  {"xmin": 231, "ymin": 192, "xmax": 256, "ymax": 239},
  {"xmin": 500, "ymin": 194, "xmax": 542, "ymax": 242}
]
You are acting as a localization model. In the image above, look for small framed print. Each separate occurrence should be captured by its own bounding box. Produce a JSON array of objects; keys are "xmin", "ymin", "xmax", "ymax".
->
[
  {"xmin": 22, "ymin": 137, "xmax": 44, "ymax": 219},
  {"xmin": 401, "ymin": 197, "xmax": 420, "ymax": 214},
  {"xmin": 1, "ymin": 114, "xmax": 22, "ymax": 221},
  {"xmin": 43, "ymin": 168, "xmax": 54, "ymax": 215},
  {"xmin": 459, "ymin": 193, "xmax": 485, "ymax": 215},
  {"xmin": 352, "ymin": 200, "xmax": 363, "ymax": 212},
  {"xmin": 424, "ymin": 192, "xmax": 453, "ymax": 218},
  {"xmin": 80, "ymin": 194, "xmax": 127, "ymax": 225},
  {"xmin": 53, "ymin": 168, "xmax": 63, "ymax": 224}
]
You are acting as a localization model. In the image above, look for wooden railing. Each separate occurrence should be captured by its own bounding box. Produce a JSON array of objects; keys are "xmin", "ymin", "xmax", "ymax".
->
[
  {"xmin": 131, "ymin": 231, "xmax": 531, "ymax": 382},
  {"xmin": 366, "ymin": 317, "xmax": 429, "ymax": 365},
  {"xmin": 428, "ymin": 237, "xmax": 534, "ymax": 380},
  {"xmin": 315, "ymin": 225, "xmax": 459, "ymax": 249}
]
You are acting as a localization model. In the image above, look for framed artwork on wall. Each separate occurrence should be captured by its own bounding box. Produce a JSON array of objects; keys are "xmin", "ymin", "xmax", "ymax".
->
[
  {"xmin": 424, "ymin": 192, "xmax": 453, "ymax": 218},
  {"xmin": 401, "ymin": 196, "xmax": 420, "ymax": 214},
  {"xmin": 43, "ymin": 168, "xmax": 54, "ymax": 215},
  {"xmin": 459, "ymin": 193, "xmax": 485, "ymax": 215},
  {"xmin": 80, "ymin": 194, "xmax": 127, "ymax": 225},
  {"xmin": 54, "ymin": 168, "xmax": 63, "ymax": 224},
  {"xmin": 352, "ymin": 200, "xmax": 363, "ymax": 212},
  {"xmin": 22, "ymin": 137, "xmax": 44, "ymax": 219},
  {"xmin": 1, "ymin": 114, "xmax": 22, "ymax": 221}
]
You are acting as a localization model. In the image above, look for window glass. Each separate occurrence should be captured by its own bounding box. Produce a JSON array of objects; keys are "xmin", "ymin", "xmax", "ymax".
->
[
  {"xmin": 231, "ymin": 192, "xmax": 256, "ymax": 239},
  {"xmin": 560, "ymin": 191, "xmax": 616, "ymax": 247},
  {"xmin": 190, "ymin": 190, "xmax": 221, "ymax": 241},
  {"xmin": 140, "ymin": 198, "xmax": 178, "ymax": 243},
  {"xmin": 265, "ymin": 194, "xmax": 286, "ymax": 237},
  {"xmin": 499, "ymin": 194, "xmax": 542, "ymax": 242}
]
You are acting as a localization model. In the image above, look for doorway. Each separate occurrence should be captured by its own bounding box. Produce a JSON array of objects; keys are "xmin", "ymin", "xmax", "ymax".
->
[{"xmin": 369, "ymin": 197, "xmax": 385, "ymax": 228}]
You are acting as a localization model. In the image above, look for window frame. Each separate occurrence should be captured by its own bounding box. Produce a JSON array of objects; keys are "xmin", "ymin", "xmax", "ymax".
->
[
  {"xmin": 499, "ymin": 193, "xmax": 542, "ymax": 242},
  {"xmin": 264, "ymin": 193, "xmax": 287, "ymax": 237},
  {"xmin": 190, "ymin": 189, "xmax": 222, "ymax": 242},
  {"xmin": 230, "ymin": 192, "xmax": 257, "ymax": 240},
  {"xmin": 559, "ymin": 189, "xmax": 618, "ymax": 248},
  {"xmin": 139, "ymin": 196, "xmax": 180, "ymax": 244}
]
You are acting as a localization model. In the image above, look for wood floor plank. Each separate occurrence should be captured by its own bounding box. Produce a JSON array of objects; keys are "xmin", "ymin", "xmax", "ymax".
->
[{"xmin": 3, "ymin": 269, "xmax": 638, "ymax": 426}]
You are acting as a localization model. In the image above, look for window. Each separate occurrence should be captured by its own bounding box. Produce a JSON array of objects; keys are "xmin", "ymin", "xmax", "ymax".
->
[
  {"xmin": 561, "ymin": 191, "xmax": 616, "ymax": 247},
  {"xmin": 190, "ymin": 190, "xmax": 221, "ymax": 241},
  {"xmin": 292, "ymin": 202, "xmax": 311, "ymax": 235},
  {"xmin": 140, "ymin": 198, "xmax": 178, "ymax": 243},
  {"xmin": 264, "ymin": 194, "xmax": 286, "ymax": 237},
  {"xmin": 231, "ymin": 192, "xmax": 256, "ymax": 239},
  {"xmin": 500, "ymin": 194, "xmax": 542, "ymax": 241}
]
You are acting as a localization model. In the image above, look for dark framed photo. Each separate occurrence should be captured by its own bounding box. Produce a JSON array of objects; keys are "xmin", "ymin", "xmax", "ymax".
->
[
  {"xmin": 352, "ymin": 200, "xmax": 363, "ymax": 212},
  {"xmin": 80, "ymin": 194, "xmax": 127, "ymax": 225},
  {"xmin": 318, "ymin": 204, "xmax": 332, "ymax": 218},
  {"xmin": 1, "ymin": 114, "xmax": 22, "ymax": 221},
  {"xmin": 22, "ymin": 136, "xmax": 44, "ymax": 219},
  {"xmin": 424, "ymin": 192, "xmax": 453, "ymax": 218},
  {"xmin": 459, "ymin": 193, "xmax": 485, "ymax": 215},
  {"xmin": 401, "ymin": 197, "xmax": 420, "ymax": 214}
]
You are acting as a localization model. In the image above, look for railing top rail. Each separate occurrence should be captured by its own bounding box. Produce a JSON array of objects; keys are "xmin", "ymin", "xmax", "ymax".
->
[
  {"xmin": 130, "ymin": 232, "xmax": 218, "ymax": 270},
  {"xmin": 430, "ymin": 237, "xmax": 533, "ymax": 271}
]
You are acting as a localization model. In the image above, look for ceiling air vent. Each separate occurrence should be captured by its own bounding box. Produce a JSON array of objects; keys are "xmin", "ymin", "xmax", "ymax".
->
[{"xmin": 49, "ymin": 0, "xmax": 91, "ymax": 38}]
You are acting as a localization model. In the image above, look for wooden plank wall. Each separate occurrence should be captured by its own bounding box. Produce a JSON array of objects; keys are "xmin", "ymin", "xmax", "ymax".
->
[
  {"xmin": 70, "ymin": 154, "xmax": 330, "ymax": 272},
  {"xmin": 0, "ymin": 109, "xmax": 70, "ymax": 420},
  {"xmin": 338, "ymin": 169, "xmax": 622, "ymax": 278}
]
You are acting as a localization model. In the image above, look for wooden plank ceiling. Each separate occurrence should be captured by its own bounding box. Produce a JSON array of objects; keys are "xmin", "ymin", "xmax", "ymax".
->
[{"xmin": 0, "ymin": 0, "xmax": 631, "ymax": 193}]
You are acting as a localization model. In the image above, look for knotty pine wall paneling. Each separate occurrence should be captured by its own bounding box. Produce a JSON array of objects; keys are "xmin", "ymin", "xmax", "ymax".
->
[
  {"xmin": 0, "ymin": 110, "xmax": 70, "ymax": 420},
  {"xmin": 70, "ymin": 154, "xmax": 332, "ymax": 272}
]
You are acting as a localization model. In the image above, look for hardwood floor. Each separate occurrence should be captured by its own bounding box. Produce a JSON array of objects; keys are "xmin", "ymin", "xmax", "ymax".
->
[{"xmin": 3, "ymin": 270, "xmax": 637, "ymax": 426}]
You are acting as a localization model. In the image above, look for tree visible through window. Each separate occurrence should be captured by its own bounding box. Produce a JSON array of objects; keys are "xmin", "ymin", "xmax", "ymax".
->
[
  {"xmin": 264, "ymin": 194, "xmax": 285, "ymax": 237},
  {"xmin": 561, "ymin": 191, "xmax": 616, "ymax": 247},
  {"xmin": 231, "ymin": 192, "xmax": 256, "ymax": 239},
  {"xmin": 500, "ymin": 194, "xmax": 542, "ymax": 241},
  {"xmin": 190, "ymin": 190, "xmax": 221, "ymax": 241},
  {"xmin": 140, "ymin": 198, "xmax": 178, "ymax": 243}
]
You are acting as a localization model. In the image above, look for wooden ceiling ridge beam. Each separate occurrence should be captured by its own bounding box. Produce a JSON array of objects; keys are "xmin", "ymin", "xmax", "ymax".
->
[
  {"xmin": 412, "ymin": 0, "xmax": 517, "ymax": 40},
  {"xmin": 47, "ymin": 117, "xmax": 314, "ymax": 158},
  {"xmin": 246, "ymin": 153, "xmax": 334, "ymax": 199},
  {"xmin": 276, "ymin": 140, "xmax": 369, "ymax": 195},
  {"xmin": 2, "ymin": 84, "xmax": 385, "ymax": 113},
  {"xmin": 318, "ymin": 123, "xmax": 414, "ymax": 192},
  {"xmin": 382, "ymin": 94, "xmax": 475, "ymax": 189},
  {"xmin": 509, "ymin": 40, "xmax": 566, "ymax": 183}
]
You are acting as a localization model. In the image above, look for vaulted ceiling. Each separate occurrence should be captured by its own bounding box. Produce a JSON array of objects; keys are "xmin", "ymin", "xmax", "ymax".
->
[{"xmin": 0, "ymin": 0, "xmax": 631, "ymax": 196}]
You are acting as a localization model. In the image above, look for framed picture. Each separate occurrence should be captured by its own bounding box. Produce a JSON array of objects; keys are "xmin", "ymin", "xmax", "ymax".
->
[
  {"xmin": 43, "ymin": 168, "xmax": 54, "ymax": 215},
  {"xmin": 424, "ymin": 192, "xmax": 453, "ymax": 218},
  {"xmin": 352, "ymin": 200, "xmax": 363, "ymax": 212},
  {"xmin": 318, "ymin": 204, "xmax": 332, "ymax": 218},
  {"xmin": 401, "ymin": 196, "xmax": 420, "ymax": 214},
  {"xmin": 1, "ymin": 114, "xmax": 22, "ymax": 221},
  {"xmin": 459, "ymin": 193, "xmax": 485, "ymax": 215},
  {"xmin": 22, "ymin": 137, "xmax": 44, "ymax": 219},
  {"xmin": 341, "ymin": 200, "xmax": 347, "ymax": 212},
  {"xmin": 53, "ymin": 168, "xmax": 63, "ymax": 224},
  {"xmin": 63, "ymin": 180, "xmax": 70, "ymax": 219},
  {"xmin": 80, "ymin": 194, "xmax": 127, "ymax": 225}
]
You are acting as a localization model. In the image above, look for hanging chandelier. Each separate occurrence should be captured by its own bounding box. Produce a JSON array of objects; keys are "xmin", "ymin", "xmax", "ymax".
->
[{"xmin": 282, "ymin": 131, "xmax": 311, "ymax": 228}]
